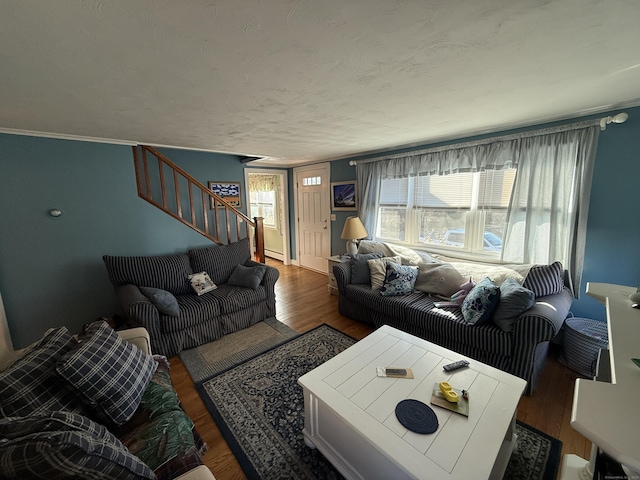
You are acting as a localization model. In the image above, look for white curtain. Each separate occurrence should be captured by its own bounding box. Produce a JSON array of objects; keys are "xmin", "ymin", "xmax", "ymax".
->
[
  {"xmin": 357, "ymin": 120, "xmax": 600, "ymax": 296},
  {"xmin": 502, "ymin": 126, "xmax": 599, "ymax": 294}
]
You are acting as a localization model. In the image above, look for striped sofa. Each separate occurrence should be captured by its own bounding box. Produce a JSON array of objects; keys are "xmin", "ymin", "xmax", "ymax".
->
[
  {"xmin": 103, "ymin": 238, "xmax": 279, "ymax": 358},
  {"xmin": 334, "ymin": 260, "xmax": 572, "ymax": 395}
]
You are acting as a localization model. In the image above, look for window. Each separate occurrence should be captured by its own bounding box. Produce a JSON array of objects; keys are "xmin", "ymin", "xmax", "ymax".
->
[
  {"xmin": 378, "ymin": 178, "xmax": 408, "ymax": 242},
  {"xmin": 361, "ymin": 122, "xmax": 599, "ymax": 291},
  {"xmin": 249, "ymin": 190, "xmax": 276, "ymax": 227},
  {"xmin": 377, "ymin": 169, "xmax": 515, "ymax": 256},
  {"xmin": 302, "ymin": 176, "xmax": 321, "ymax": 186}
]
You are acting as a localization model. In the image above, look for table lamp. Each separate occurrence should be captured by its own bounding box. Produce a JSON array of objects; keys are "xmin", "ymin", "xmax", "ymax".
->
[{"xmin": 341, "ymin": 216, "xmax": 368, "ymax": 255}]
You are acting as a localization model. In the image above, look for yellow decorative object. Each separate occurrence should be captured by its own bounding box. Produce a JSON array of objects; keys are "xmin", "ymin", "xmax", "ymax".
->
[{"xmin": 439, "ymin": 381, "xmax": 460, "ymax": 403}]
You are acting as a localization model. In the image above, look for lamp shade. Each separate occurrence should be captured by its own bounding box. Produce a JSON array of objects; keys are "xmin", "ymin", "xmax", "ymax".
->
[{"xmin": 341, "ymin": 216, "xmax": 368, "ymax": 240}]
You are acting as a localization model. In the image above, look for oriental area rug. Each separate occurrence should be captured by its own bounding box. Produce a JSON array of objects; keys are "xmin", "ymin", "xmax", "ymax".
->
[{"xmin": 196, "ymin": 325, "xmax": 562, "ymax": 480}]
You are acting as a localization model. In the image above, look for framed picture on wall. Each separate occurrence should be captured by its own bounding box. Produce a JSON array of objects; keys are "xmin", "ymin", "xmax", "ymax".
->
[
  {"xmin": 208, "ymin": 181, "xmax": 241, "ymax": 209},
  {"xmin": 331, "ymin": 181, "xmax": 357, "ymax": 211}
]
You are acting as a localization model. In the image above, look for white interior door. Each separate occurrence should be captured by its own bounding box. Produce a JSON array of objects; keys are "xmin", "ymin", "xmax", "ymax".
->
[{"xmin": 295, "ymin": 163, "xmax": 330, "ymax": 272}]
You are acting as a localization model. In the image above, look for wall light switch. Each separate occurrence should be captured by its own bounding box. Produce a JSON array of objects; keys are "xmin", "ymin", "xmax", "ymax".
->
[{"xmin": 330, "ymin": 214, "xmax": 336, "ymax": 221}]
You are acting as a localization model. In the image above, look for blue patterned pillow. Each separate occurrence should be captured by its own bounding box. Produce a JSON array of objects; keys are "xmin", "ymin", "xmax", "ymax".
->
[
  {"xmin": 462, "ymin": 277, "xmax": 500, "ymax": 325},
  {"xmin": 0, "ymin": 412, "xmax": 155, "ymax": 479},
  {"xmin": 523, "ymin": 261, "xmax": 564, "ymax": 297},
  {"xmin": 0, "ymin": 328, "xmax": 87, "ymax": 418},
  {"xmin": 380, "ymin": 262, "xmax": 419, "ymax": 296},
  {"xmin": 56, "ymin": 321, "xmax": 158, "ymax": 425}
]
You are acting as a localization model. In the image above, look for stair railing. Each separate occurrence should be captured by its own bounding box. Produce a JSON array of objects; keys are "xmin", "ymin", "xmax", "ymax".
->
[{"xmin": 132, "ymin": 145, "xmax": 265, "ymax": 263}]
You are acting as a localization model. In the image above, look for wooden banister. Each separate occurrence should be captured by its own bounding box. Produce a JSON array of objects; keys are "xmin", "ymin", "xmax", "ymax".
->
[{"xmin": 132, "ymin": 145, "xmax": 265, "ymax": 263}]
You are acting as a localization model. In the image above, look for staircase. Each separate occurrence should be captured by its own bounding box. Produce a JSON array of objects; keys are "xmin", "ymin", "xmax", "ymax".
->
[{"xmin": 132, "ymin": 145, "xmax": 265, "ymax": 262}]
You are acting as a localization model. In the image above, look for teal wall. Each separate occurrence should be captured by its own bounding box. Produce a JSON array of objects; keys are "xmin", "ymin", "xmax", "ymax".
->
[
  {"xmin": 330, "ymin": 158, "xmax": 357, "ymax": 255},
  {"xmin": 0, "ymin": 136, "xmax": 247, "ymax": 347},
  {"xmin": 1, "ymin": 107, "xmax": 638, "ymax": 346},
  {"xmin": 574, "ymin": 110, "xmax": 640, "ymax": 319}
]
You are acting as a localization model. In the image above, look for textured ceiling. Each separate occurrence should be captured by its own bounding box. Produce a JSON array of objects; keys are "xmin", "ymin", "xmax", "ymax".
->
[{"xmin": 1, "ymin": 0, "xmax": 639, "ymax": 166}]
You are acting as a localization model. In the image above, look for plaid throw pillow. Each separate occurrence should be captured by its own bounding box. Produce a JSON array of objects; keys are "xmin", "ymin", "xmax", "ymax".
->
[
  {"xmin": 0, "ymin": 328, "xmax": 87, "ymax": 418},
  {"xmin": 56, "ymin": 321, "xmax": 158, "ymax": 425}
]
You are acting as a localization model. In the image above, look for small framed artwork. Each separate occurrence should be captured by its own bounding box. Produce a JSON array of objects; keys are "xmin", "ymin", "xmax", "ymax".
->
[
  {"xmin": 331, "ymin": 181, "xmax": 357, "ymax": 211},
  {"xmin": 208, "ymin": 181, "xmax": 241, "ymax": 209}
]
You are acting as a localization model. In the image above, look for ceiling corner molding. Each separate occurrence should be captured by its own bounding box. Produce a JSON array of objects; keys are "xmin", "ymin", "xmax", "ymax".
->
[{"xmin": 0, "ymin": 128, "xmax": 137, "ymax": 146}]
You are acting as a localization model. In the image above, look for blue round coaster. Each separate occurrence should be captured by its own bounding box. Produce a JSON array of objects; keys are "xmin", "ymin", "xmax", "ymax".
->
[{"xmin": 395, "ymin": 399, "xmax": 438, "ymax": 434}]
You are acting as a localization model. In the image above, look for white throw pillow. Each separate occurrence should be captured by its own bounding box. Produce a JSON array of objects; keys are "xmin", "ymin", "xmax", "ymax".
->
[
  {"xmin": 367, "ymin": 256, "xmax": 402, "ymax": 290},
  {"xmin": 187, "ymin": 271, "xmax": 217, "ymax": 295}
]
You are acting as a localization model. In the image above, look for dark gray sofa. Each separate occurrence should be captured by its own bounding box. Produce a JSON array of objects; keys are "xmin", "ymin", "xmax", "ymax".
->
[
  {"xmin": 103, "ymin": 238, "xmax": 278, "ymax": 358},
  {"xmin": 334, "ymin": 259, "xmax": 572, "ymax": 395}
]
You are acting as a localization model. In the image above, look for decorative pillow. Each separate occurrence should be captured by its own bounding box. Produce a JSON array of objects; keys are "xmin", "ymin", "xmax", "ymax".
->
[
  {"xmin": 349, "ymin": 252, "xmax": 384, "ymax": 284},
  {"xmin": 227, "ymin": 264, "xmax": 267, "ymax": 289},
  {"xmin": 56, "ymin": 321, "xmax": 158, "ymax": 426},
  {"xmin": 380, "ymin": 262, "xmax": 419, "ymax": 297},
  {"xmin": 493, "ymin": 278, "xmax": 535, "ymax": 332},
  {"xmin": 139, "ymin": 286, "xmax": 180, "ymax": 316},
  {"xmin": 461, "ymin": 277, "xmax": 501, "ymax": 325},
  {"xmin": 187, "ymin": 271, "xmax": 217, "ymax": 296},
  {"xmin": 367, "ymin": 256, "xmax": 402, "ymax": 290},
  {"xmin": 414, "ymin": 263, "xmax": 465, "ymax": 297},
  {"xmin": 0, "ymin": 328, "xmax": 87, "ymax": 418},
  {"xmin": 523, "ymin": 261, "xmax": 564, "ymax": 297},
  {"xmin": 0, "ymin": 426, "xmax": 156, "ymax": 479}
]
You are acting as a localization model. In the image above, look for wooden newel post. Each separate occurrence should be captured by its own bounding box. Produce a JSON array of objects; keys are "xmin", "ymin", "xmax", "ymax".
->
[{"xmin": 253, "ymin": 217, "xmax": 265, "ymax": 263}]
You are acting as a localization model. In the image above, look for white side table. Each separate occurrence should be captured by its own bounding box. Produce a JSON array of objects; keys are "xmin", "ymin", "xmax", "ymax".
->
[{"xmin": 327, "ymin": 255, "xmax": 346, "ymax": 295}]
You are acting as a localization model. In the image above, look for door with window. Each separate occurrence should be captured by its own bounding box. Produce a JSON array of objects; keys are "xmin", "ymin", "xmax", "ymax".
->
[{"xmin": 295, "ymin": 163, "xmax": 330, "ymax": 272}]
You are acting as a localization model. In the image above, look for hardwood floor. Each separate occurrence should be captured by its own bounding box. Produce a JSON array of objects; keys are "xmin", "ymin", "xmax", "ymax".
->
[{"xmin": 170, "ymin": 259, "xmax": 591, "ymax": 479}]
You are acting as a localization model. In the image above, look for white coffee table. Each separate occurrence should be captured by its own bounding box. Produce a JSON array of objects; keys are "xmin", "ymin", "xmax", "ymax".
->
[{"xmin": 298, "ymin": 325, "xmax": 527, "ymax": 480}]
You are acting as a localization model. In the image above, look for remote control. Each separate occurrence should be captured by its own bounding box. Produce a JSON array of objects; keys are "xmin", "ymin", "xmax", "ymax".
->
[
  {"xmin": 385, "ymin": 368, "xmax": 407, "ymax": 376},
  {"xmin": 443, "ymin": 360, "xmax": 469, "ymax": 372}
]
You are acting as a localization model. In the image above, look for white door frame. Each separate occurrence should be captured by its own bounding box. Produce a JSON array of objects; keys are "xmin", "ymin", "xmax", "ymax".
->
[
  {"xmin": 293, "ymin": 162, "xmax": 331, "ymax": 270},
  {"xmin": 244, "ymin": 168, "xmax": 291, "ymax": 265}
]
